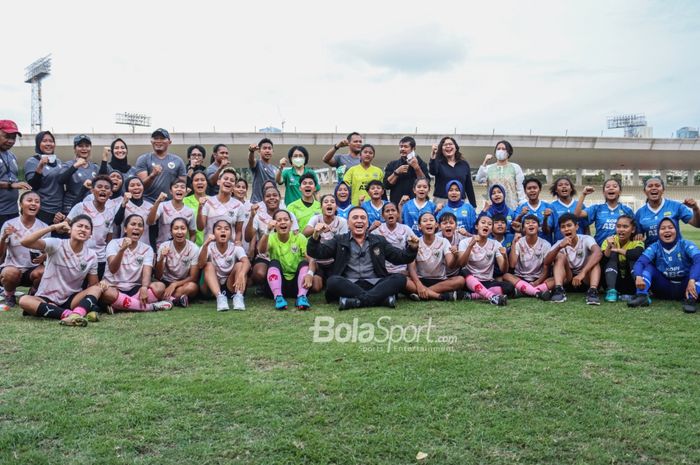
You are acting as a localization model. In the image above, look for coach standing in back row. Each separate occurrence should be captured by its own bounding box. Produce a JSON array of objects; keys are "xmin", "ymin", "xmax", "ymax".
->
[{"xmin": 135, "ymin": 128, "xmax": 187, "ymax": 203}]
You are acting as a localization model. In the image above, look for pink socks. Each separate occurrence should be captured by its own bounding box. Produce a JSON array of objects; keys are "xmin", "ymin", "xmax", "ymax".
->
[
  {"xmin": 267, "ymin": 266, "xmax": 283, "ymax": 297},
  {"xmin": 297, "ymin": 266, "xmax": 309, "ymax": 297}
]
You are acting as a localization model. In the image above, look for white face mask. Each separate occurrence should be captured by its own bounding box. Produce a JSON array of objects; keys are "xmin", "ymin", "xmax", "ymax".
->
[
  {"xmin": 292, "ymin": 157, "xmax": 305, "ymax": 168},
  {"xmin": 495, "ymin": 150, "xmax": 508, "ymax": 161}
]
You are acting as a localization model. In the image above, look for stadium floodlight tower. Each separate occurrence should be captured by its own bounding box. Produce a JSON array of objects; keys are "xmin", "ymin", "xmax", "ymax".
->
[
  {"xmin": 607, "ymin": 114, "xmax": 647, "ymax": 138},
  {"xmin": 24, "ymin": 55, "xmax": 52, "ymax": 133},
  {"xmin": 115, "ymin": 112, "xmax": 152, "ymax": 133}
]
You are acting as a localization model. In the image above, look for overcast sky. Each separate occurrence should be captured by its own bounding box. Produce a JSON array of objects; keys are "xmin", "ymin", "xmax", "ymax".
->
[{"xmin": 3, "ymin": 0, "xmax": 699, "ymax": 138}]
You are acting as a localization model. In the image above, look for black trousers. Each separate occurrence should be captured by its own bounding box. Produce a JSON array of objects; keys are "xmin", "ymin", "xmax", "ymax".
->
[{"xmin": 325, "ymin": 274, "xmax": 406, "ymax": 307}]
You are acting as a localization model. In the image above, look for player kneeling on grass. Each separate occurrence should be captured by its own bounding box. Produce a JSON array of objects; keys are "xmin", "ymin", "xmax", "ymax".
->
[
  {"xmin": 502, "ymin": 215, "xmax": 554, "ymax": 300},
  {"xmin": 601, "ymin": 215, "xmax": 644, "ymax": 302},
  {"xmin": 155, "ymin": 217, "xmax": 201, "ymax": 308},
  {"xmin": 18, "ymin": 216, "xmax": 104, "ymax": 327},
  {"xmin": 199, "ymin": 220, "xmax": 250, "ymax": 311},
  {"xmin": 629, "ymin": 218, "xmax": 700, "ymax": 313},
  {"xmin": 99, "ymin": 214, "xmax": 173, "ymax": 313},
  {"xmin": 405, "ymin": 212, "xmax": 465, "ymax": 301},
  {"xmin": 545, "ymin": 213, "xmax": 603, "ymax": 304},
  {"xmin": 1, "ymin": 191, "xmax": 47, "ymax": 306},
  {"xmin": 258, "ymin": 210, "xmax": 317, "ymax": 310},
  {"xmin": 457, "ymin": 215, "xmax": 511, "ymax": 306}
]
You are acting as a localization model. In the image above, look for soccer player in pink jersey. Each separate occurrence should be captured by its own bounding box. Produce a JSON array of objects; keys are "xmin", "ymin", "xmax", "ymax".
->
[
  {"xmin": 233, "ymin": 178, "xmax": 254, "ymax": 257},
  {"xmin": 18, "ymin": 216, "xmax": 104, "ymax": 326},
  {"xmin": 302, "ymin": 194, "xmax": 348, "ymax": 290},
  {"xmin": 199, "ymin": 219, "xmax": 250, "ymax": 311},
  {"xmin": 114, "ymin": 177, "xmax": 153, "ymax": 246},
  {"xmin": 371, "ymin": 202, "xmax": 416, "ymax": 276},
  {"xmin": 99, "ymin": 214, "xmax": 172, "ymax": 312},
  {"xmin": 0, "ymin": 192, "xmax": 48, "ymax": 306},
  {"xmin": 197, "ymin": 167, "xmax": 244, "ymax": 243},
  {"xmin": 405, "ymin": 212, "xmax": 465, "ymax": 301},
  {"xmin": 457, "ymin": 215, "xmax": 510, "ymax": 306},
  {"xmin": 147, "ymin": 178, "xmax": 196, "ymax": 247},
  {"xmin": 502, "ymin": 215, "xmax": 555, "ymax": 301},
  {"xmin": 155, "ymin": 218, "xmax": 200, "ymax": 308}
]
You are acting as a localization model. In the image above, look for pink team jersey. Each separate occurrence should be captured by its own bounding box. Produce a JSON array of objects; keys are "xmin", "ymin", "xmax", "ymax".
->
[
  {"xmin": 36, "ymin": 238, "xmax": 98, "ymax": 304},
  {"xmin": 513, "ymin": 236, "xmax": 552, "ymax": 282},
  {"xmin": 157, "ymin": 240, "xmax": 200, "ymax": 282},
  {"xmin": 202, "ymin": 196, "xmax": 244, "ymax": 235},
  {"xmin": 207, "ymin": 242, "xmax": 247, "ymax": 282},
  {"xmin": 103, "ymin": 239, "xmax": 155, "ymax": 291},
  {"xmin": 416, "ymin": 237, "xmax": 452, "ymax": 280},
  {"xmin": 459, "ymin": 237, "xmax": 503, "ymax": 281},
  {"xmin": 68, "ymin": 200, "xmax": 118, "ymax": 262},
  {"xmin": 437, "ymin": 230, "xmax": 469, "ymax": 277},
  {"xmin": 372, "ymin": 223, "xmax": 416, "ymax": 274},
  {"xmin": 0, "ymin": 217, "xmax": 49, "ymax": 270},
  {"xmin": 553, "ymin": 234, "xmax": 597, "ymax": 274},
  {"xmin": 123, "ymin": 199, "xmax": 154, "ymax": 245},
  {"xmin": 154, "ymin": 201, "xmax": 196, "ymax": 246}
]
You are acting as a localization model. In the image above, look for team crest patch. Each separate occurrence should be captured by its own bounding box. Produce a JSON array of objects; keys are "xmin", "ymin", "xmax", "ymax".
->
[
  {"xmin": 136, "ymin": 257, "xmax": 144, "ymax": 265},
  {"xmin": 576, "ymin": 251, "xmax": 583, "ymax": 258},
  {"xmin": 373, "ymin": 247, "xmax": 381, "ymax": 256},
  {"xmin": 225, "ymin": 258, "xmax": 233, "ymax": 265},
  {"xmin": 228, "ymin": 211, "xmax": 235, "ymax": 217},
  {"xmin": 80, "ymin": 263, "xmax": 87, "ymax": 271},
  {"xmin": 291, "ymin": 245, "xmax": 299, "ymax": 254},
  {"xmin": 486, "ymin": 253, "xmax": 493, "ymax": 260},
  {"xmin": 168, "ymin": 162, "xmax": 176, "ymax": 169},
  {"xmin": 664, "ymin": 211, "xmax": 672, "ymax": 217}
]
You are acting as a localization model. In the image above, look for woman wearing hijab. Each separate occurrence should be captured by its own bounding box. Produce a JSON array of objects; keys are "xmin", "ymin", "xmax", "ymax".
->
[
  {"xmin": 334, "ymin": 182, "xmax": 353, "ymax": 219},
  {"xmin": 99, "ymin": 138, "xmax": 137, "ymax": 177},
  {"xmin": 482, "ymin": 184, "xmax": 515, "ymax": 231},
  {"xmin": 436, "ymin": 180, "xmax": 477, "ymax": 233},
  {"xmin": 24, "ymin": 131, "xmax": 66, "ymax": 226},
  {"xmin": 629, "ymin": 217, "xmax": 700, "ymax": 313}
]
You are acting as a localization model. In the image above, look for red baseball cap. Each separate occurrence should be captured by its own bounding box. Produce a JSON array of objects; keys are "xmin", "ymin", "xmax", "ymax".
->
[{"xmin": 0, "ymin": 120, "xmax": 22, "ymax": 136}]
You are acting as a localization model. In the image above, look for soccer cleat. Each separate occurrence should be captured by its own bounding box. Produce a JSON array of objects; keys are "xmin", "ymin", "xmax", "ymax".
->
[
  {"xmin": 152, "ymin": 301, "xmax": 173, "ymax": 311},
  {"xmin": 338, "ymin": 297, "xmax": 361, "ymax": 311},
  {"xmin": 605, "ymin": 288, "xmax": 618, "ymax": 303},
  {"xmin": 627, "ymin": 294, "xmax": 651, "ymax": 308},
  {"xmin": 177, "ymin": 295, "xmax": 189, "ymax": 308},
  {"xmin": 586, "ymin": 288, "xmax": 601, "ymax": 306},
  {"xmin": 489, "ymin": 295, "xmax": 507, "ymax": 306},
  {"xmin": 295, "ymin": 295, "xmax": 311, "ymax": 310},
  {"xmin": 59, "ymin": 313, "xmax": 88, "ymax": 327},
  {"xmin": 232, "ymin": 293, "xmax": 246, "ymax": 311},
  {"xmin": 216, "ymin": 293, "xmax": 230, "ymax": 312},
  {"xmin": 274, "ymin": 295, "xmax": 288, "ymax": 310},
  {"xmin": 383, "ymin": 295, "xmax": 397, "ymax": 309},
  {"xmin": 550, "ymin": 286, "xmax": 567, "ymax": 303},
  {"xmin": 440, "ymin": 291, "xmax": 457, "ymax": 301},
  {"xmin": 682, "ymin": 298, "xmax": 697, "ymax": 314},
  {"xmin": 85, "ymin": 311, "xmax": 100, "ymax": 322},
  {"xmin": 4, "ymin": 294, "xmax": 16, "ymax": 307},
  {"xmin": 536, "ymin": 289, "xmax": 552, "ymax": 301},
  {"xmin": 408, "ymin": 293, "xmax": 421, "ymax": 302}
]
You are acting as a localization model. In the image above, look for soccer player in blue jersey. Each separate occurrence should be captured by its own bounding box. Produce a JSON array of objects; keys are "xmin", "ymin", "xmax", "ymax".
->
[
  {"xmin": 634, "ymin": 177, "xmax": 700, "ymax": 247},
  {"xmin": 513, "ymin": 177, "xmax": 556, "ymax": 243},
  {"xmin": 628, "ymin": 217, "xmax": 700, "ymax": 313},
  {"xmin": 550, "ymin": 176, "xmax": 587, "ymax": 241},
  {"xmin": 400, "ymin": 178, "xmax": 437, "ymax": 238},
  {"xmin": 436, "ymin": 180, "xmax": 477, "ymax": 233},
  {"xmin": 574, "ymin": 179, "xmax": 634, "ymax": 245},
  {"xmin": 360, "ymin": 180, "xmax": 388, "ymax": 231}
]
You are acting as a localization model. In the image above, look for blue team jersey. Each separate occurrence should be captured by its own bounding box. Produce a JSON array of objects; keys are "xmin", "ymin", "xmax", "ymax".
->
[
  {"xmin": 513, "ymin": 201, "xmax": 557, "ymax": 243},
  {"xmin": 642, "ymin": 239, "xmax": 700, "ymax": 280},
  {"xmin": 635, "ymin": 199, "xmax": 693, "ymax": 246},
  {"xmin": 585, "ymin": 202, "xmax": 634, "ymax": 245},
  {"xmin": 484, "ymin": 207, "xmax": 515, "ymax": 231},
  {"xmin": 437, "ymin": 203, "xmax": 477, "ymax": 233},
  {"xmin": 490, "ymin": 233, "xmax": 513, "ymax": 277},
  {"xmin": 336, "ymin": 204, "xmax": 353, "ymax": 219},
  {"xmin": 401, "ymin": 199, "xmax": 436, "ymax": 237},
  {"xmin": 361, "ymin": 200, "xmax": 388, "ymax": 225},
  {"xmin": 551, "ymin": 199, "xmax": 587, "ymax": 241}
]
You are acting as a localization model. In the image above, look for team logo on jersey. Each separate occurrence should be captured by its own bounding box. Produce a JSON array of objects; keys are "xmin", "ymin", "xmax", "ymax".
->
[
  {"xmin": 291, "ymin": 245, "xmax": 299, "ymax": 254},
  {"xmin": 486, "ymin": 252, "xmax": 493, "ymax": 260},
  {"xmin": 535, "ymin": 253, "xmax": 542, "ymax": 258},
  {"xmin": 136, "ymin": 257, "xmax": 144, "ymax": 265},
  {"xmin": 664, "ymin": 211, "xmax": 672, "ymax": 217},
  {"xmin": 461, "ymin": 210, "xmax": 468, "ymax": 216},
  {"xmin": 168, "ymin": 162, "xmax": 176, "ymax": 169},
  {"xmin": 228, "ymin": 211, "xmax": 235, "ymax": 218},
  {"xmin": 576, "ymin": 250, "xmax": 583, "ymax": 258},
  {"xmin": 183, "ymin": 258, "xmax": 191, "ymax": 266},
  {"xmin": 105, "ymin": 220, "xmax": 112, "ymax": 228},
  {"xmin": 80, "ymin": 262, "xmax": 87, "ymax": 271},
  {"xmin": 225, "ymin": 257, "xmax": 233, "ymax": 265}
]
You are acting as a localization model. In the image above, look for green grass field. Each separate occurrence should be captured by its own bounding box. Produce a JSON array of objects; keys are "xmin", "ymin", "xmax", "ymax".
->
[
  {"xmin": 2, "ymin": 291, "xmax": 700, "ymax": 464},
  {"xmin": 1, "ymin": 227, "xmax": 699, "ymax": 464}
]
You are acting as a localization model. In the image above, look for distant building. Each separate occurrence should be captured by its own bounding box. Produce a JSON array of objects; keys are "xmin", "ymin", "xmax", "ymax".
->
[
  {"xmin": 637, "ymin": 127, "xmax": 653, "ymax": 138},
  {"xmin": 259, "ymin": 127, "xmax": 282, "ymax": 133},
  {"xmin": 676, "ymin": 127, "xmax": 699, "ymax": 139}
]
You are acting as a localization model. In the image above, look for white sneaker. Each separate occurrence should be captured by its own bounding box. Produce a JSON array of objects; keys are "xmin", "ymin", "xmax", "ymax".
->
[
  {"xmin": 151, "ymin": 300, "xmax": 173, "ymax": 311},
  {"xmin": 232, "ymin": 293, "xmax": 246, "ymax": 311},
  {"xmin": 216, "ymin": 293, "xmax": 230, "ymax": 312}
]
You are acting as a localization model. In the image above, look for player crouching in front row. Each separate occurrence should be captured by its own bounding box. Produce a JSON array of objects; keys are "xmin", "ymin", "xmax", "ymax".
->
[{"xmin": 545, "ymin": 213, "xmax": 603, "ymax": 304}]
